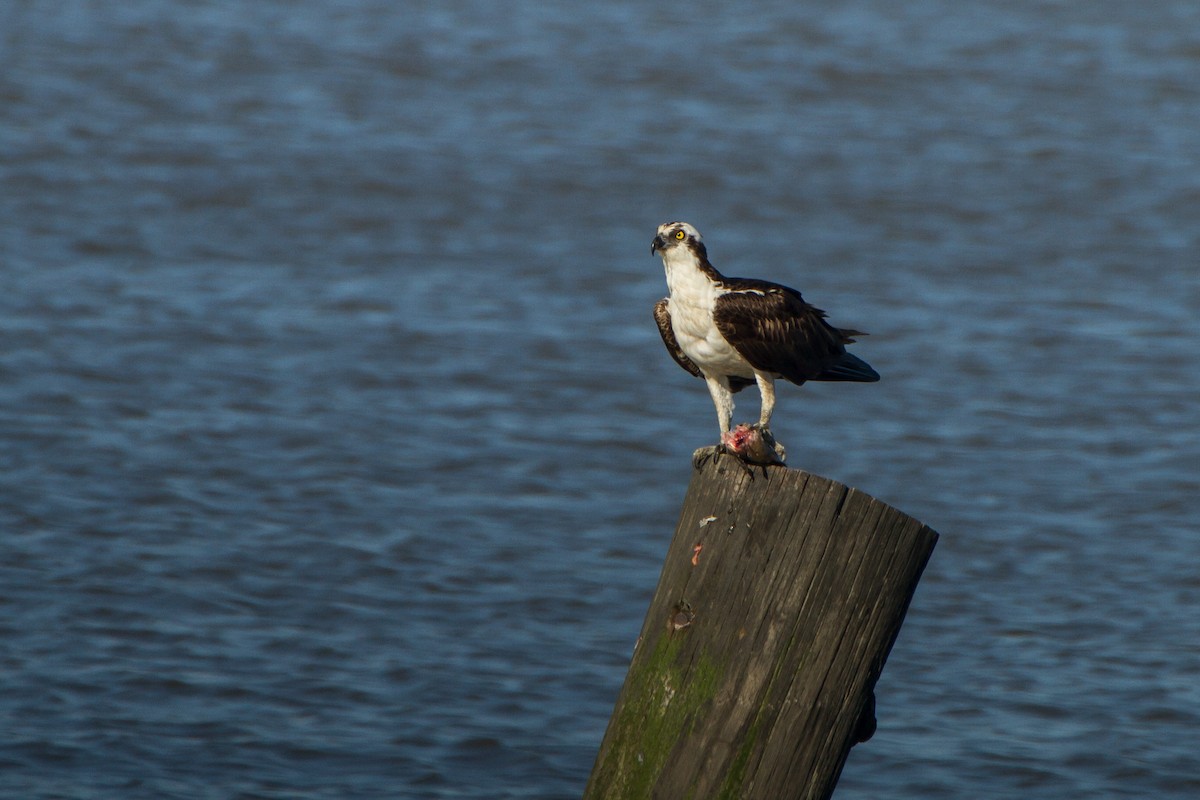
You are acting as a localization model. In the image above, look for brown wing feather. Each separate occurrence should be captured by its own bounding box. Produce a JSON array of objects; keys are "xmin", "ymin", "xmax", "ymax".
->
[{"xmin": 713, "ymin": 283, "xmax": 872, "ymax": 385}]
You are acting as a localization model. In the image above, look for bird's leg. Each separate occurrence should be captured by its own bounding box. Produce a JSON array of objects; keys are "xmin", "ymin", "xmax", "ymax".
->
[
  {"xmin": 752, "ymin": 372, "xmax": 786, "ymax": 463},
  {"xmin": 706, "ymin": 374, "xmax": 735, "ymax": 435},
  {"xmin": 753, "ymin": 371, "xmax": 776, "ymax": 429},
  {"xmin": 694, "ymin": 374, "xmax": 736, "ymax": 468}
]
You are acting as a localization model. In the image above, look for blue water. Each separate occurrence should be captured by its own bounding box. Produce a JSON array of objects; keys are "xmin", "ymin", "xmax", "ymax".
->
[{"xmin": 2, "ymin": 1, "xmax": 1198, "ymax": 797}]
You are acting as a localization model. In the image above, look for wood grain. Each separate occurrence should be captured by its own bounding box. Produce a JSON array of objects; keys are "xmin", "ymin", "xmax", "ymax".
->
[{"xmin": 585, "ymin": 455, "xmax": 938, "ymax": 800}]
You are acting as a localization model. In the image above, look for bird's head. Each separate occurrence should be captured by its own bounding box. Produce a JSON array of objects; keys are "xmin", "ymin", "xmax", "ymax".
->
[{"xmin": 651, "ymin": 221, "xmax": 707, "ymax": 261}]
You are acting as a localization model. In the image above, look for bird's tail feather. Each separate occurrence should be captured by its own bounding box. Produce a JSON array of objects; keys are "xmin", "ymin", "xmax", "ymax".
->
[{"xmin": 815, "ymin": 352, "xmax": 880, "ymax": 382}]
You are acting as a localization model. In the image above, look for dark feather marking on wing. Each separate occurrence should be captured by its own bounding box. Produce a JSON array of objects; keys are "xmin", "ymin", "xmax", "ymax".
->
[
  {"xmin": 654, "ymin": 298, "xmax": 702, "ymax": 378},
  {"xmin": 653, "ymin": 298, "xmax": 755, "ymax": 392},
  {"xmin": 713, "ymin": 279, "xmax": 879, "ymax": 385}
]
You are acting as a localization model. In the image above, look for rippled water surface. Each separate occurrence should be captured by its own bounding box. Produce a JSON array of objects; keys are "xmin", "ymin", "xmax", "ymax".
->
[{"xmin": 2, "ymin": 2, "xmax": 1198, "ymax": 798}]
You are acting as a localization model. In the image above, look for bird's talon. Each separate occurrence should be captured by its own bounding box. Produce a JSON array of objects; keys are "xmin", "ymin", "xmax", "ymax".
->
[
  {"xmin": 748, "ymin": 423, "xmax": 786, "ymax": 464},
  {"xmin": 693, "ymin": 442, "xmax": 750, "ymax": 472},
  {"xmin": 692, "ymin": 445, "xmax": 721, "ymax": 469}
]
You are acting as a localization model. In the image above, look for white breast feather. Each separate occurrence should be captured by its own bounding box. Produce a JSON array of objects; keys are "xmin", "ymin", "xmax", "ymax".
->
[{"xmin": 662, "ymin": 250, "xmax": 755, "ymax": 379}]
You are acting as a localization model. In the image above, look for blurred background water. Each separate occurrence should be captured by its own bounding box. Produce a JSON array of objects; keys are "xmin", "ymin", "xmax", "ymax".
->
[{"xmin": 1, "ymin": 1, "xmax": 1198, "ymax": 798}]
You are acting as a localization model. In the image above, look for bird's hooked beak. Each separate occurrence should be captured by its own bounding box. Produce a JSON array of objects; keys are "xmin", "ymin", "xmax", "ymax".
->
[{"xmin": 651, "ymin": 234, "xmax": 666, "ymax": 255}]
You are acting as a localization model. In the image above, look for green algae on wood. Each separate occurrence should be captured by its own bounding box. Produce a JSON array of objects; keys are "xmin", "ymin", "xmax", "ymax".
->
[{"xmin": 587, "ymin": 635, "xmax": 723, "ymax": 799}]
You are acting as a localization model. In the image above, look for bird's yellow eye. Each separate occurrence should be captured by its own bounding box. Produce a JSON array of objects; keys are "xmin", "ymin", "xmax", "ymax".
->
[{"xmin": 674, "ymin": 230, "xmax": 686, "ymax": 240}]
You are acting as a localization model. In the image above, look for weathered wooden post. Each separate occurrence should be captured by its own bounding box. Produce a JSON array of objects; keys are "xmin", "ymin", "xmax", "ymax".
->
[{"xmin": 584, "ymin": 455, "xmax": 938, "ymax": 800}]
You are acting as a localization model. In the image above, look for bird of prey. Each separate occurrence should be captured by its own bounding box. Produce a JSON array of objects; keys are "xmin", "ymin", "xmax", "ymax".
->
[{"xmin": 651, "ymin": 221, "xmax": 879, "ymax": 464}]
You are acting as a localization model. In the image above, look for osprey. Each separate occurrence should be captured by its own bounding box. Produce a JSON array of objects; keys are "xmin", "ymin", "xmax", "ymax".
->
[{"xmin": 651, "ymin": 221, "xmax": 879, "ymax": 463}]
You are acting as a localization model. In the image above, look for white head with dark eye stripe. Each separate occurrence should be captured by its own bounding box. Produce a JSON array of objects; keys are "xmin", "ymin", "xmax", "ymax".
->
[{"xmin": 651, "ymin": 221, "xmax": 707, "ymax": 260}]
